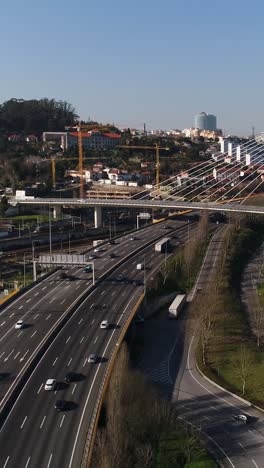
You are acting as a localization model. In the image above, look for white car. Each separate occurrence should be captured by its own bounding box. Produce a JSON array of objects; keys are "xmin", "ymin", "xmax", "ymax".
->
[
  {"xmin": 44, "ymin": 379, "xmax": 57, "ymax": 391},
  {"xmin": 100, "ymin": 320, "xmax": 109, "ymax": 329},
  {"xmin": 94, "ymin": 247, "xmax": 101, "ymax": 253},
  {"xmin": 88, "ymin": 354, "xmax": 98, "ymax": 363},
  {"xmin": 15, "ymin": 320, "xmax": 24, "ymax": 330},
  {"xmin": 236, "ymin": 414, "xmax": 248, "ymax": 423}
]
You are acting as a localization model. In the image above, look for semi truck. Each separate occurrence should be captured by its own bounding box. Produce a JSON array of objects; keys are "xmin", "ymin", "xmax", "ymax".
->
[
  {"xmin": 168, "ymin": 294, "xmax": 186, "ymax": 318},
  {"xmin": 155, "ymin": 237, "xmax": 171, "ymax": 253}
]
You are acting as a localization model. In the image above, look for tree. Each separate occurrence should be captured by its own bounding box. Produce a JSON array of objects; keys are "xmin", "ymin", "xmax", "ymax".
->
[
  {"xmin": 199, "ymin": 298, "xmax": 215, "ymax": 366},
  {"xmin": 233, "ymin": 346, "xmax": 253, "ymax": 395}
]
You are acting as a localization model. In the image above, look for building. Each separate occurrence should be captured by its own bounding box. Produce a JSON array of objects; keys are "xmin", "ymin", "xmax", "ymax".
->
[
  {"xmin": 68, "ymin": 130, "xmax": 121, "ymax": 150},
  {"xmin": 194, "ymin": 112, "xmax": 217, "ymax": 131}
]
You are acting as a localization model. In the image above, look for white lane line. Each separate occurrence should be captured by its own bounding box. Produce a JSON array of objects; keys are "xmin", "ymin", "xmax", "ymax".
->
[
  {"xmin": 83, "ymin": 358, "xmax": 87, "ymax": 367},
  {"xmin": 3, "ymin": 456, "xmax": 10, "ymax": 468},
  {"xmin": 0, "ymin": 321, "xmax": 6, "ymax": 326},
  {"xmin": 52, "ymin": 357, "xmax": 58, "ymax": 366},
  {"xmin": 14, "ymin": 352, "xmax": 20, "ymax": 360},
  {"xmin": 72, "ymin": 384, "xmax": 77, "ymax": 395},
  {"xmin": 40, "ymin": 415, "xmax": 46, "ymax": 429},
  {"xmin": 31, "ymin": 331, "xmax": 37, "ymax": 338},
  {"xmin": 90, "ymin": 303, "xmax": 94, "ymax": 309},
  {"xmin": 121, "ymin": 291, "xmax": 126, "ymax": 297},
  {"xmin": 113, "ymin": 304, "xmax": 117, "ymax": 309},
  {"xmin": 0, "ymin": 352, "xmax": 5, "ymax": 359},
  {"xmin": 18, "ymin": 305, "xmax": 23, "ymax": 309},
  {"xmin": 238, "ymin": 442, "xmax": 244, "ymax": 449},
  {"xmin": 42, "ymin": 286, "xmax": 47, "ymax": 290},
  {"xmin": 86, "ymin": 282, "xmax": 90, "ymax": 285},
  {"xmin": 94, "ymin": 336, "xmax": 98, "ymax": 344},
  {"xmin": 67, "ymin": 358, "xmax": 72, "ymax": 367},
  {"xmin": 25, "ymin": 457, "xmax": 31, "ymax": 468},
  {"xmin": 111, "ymin": 291, "xmax": 116, "ymax": 296},
  {"xmin": 26, "ymin": 299, "xmax": 31, "ymax": 303},
  {"xmin": 100, "ymin": 291, "xmax": 105, "ymax": 296},
  {"xmin": 121, "ymin": 269, "xmax": 127, "ymax": 274},
  {"xmin": 17, "ymin": 331, "xmax": 23, "ymax": 338},
  {"xmin": 78, "ymin": 318, "xmax": 83, "ymax": 325},
  {"xmin": 20, "ymin": 416, "xmax": 27, "ymax": 429},
  {"xmin": 60, "ymin": 299, "xmax": 66, "ymax": 305},
  {"xmin": 60, "ymin": 415, "xmax": 65, "ymax": 428},
  {"xmin": 76, "ymin": 285, "xmax": 80, "ymax": 290},
  {"xmin": 91, "ymin": 319, "xmax": 95, "ymax": 325},
  {"xmin": 252, "ymin": 460, "xmax": 259, "ymax": 468},
  {"xmin": 47, "ymin": 453, "xmax": 53, "ymax": 468},
  {"xmin": 33, "ymin": 314, "xmax": 39, "ymax": 320},
  {"xmin": 46, "ymin": 314, "xmax": 51, "ymax": 320},
  {"xmin": 49, "ymin": 298, "xmax": 55, "ymax": 304},
  {"xmin": 76, "ymin": 281, "xmax": 80, "ymax": 285},
  {"xmin": 34, "ymin": 292, "xmax": 39, "ymax": 296},
  {"xmin": 66, "ymin": 336, "xmax": 71, "ymax": 344},
  {"xmin": 10, "ymin": 313, "xmax": 14, "ymax": 318},
  {"xmin": 20, "ymin": 349, "xmax": 29, "ymax": 362},
  {"xmin": 80, "ymin": 337, "xmax": 85, "ymax": 344},
  {"xmin": 4, "ymin": 349, "xmax": 14, "ymax": 361}
]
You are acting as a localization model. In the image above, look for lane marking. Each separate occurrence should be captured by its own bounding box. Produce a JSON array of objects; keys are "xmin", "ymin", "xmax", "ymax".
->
[
  {"xmin": 0, "ymin": 321, "xmax": 6, "ymax": 326},
  {"xmin": 42, "ymin": 286, "xmax": 47, "ymax": 290},
  {"xmin": 238, "ymin": 442, "xmax": 244, "ymax": 449},
  {"xmin": 4, "ymin": 349, "xmax": 14, "ymax": 361},
  {"xmin": 252, "ymin": 460, "xmax": 259, "ymax": 468},
  {"xmin": 60, "ymin": 299, "xmax": 66, "ymax": 305},
  {"xmin": 67, "ymin": 358, "xmax": 72, "ymax": 367},
  {"xmin": 34, "ymin": 292, "xmax": 39, "ymax": 296},
  {"xmin": 66, "ymin": 336, "xmax": 71, "ymax": 344},
  {"xmin": 49, "ymin": 298, "xmax": 55, "ymax": 304},
  {"xmin": 90, "ymin": 303, "xmax": 94, "ymax": 309},
  {"xmin": 46, "ymin": 314, "xmax": 51, "ymax": 320},
  {"xmin": 40, "ymin": 415, "xmax": 46, "ymax": 429},
  {"xmin": 52, "ymin": 357, "xmax": 58, "ymax": 366},
  {"xmin": 94, "ymin": 336, "xmax": 98, "ymax": 344},
  {"xmin": 37, "ymin": 384, "xmax": 43, "ymax": 394},
  {"xmin": 33, "ymin": 314, "xmax": 39, "ymax": 320},
  {"xmin": 31, "ymin": 331, "xmax": 37, "ymax": 338},
  {"xmin": 72, "ymin": 384, "xmax": 77, "ymax": 395},
  {"xmin": 78, "ymin": 318, "xmax": 83, "ymax": 325},
  {"xmin": 80, "ymin": 337, "xmax": 85, "ymax": 344},
  {"xmin": 10, "ymin": 313, "xmax": 14, "ymax": 318},
  {"xmin": 83, "ymin": 358, "xmax": 87, "ymax": 367},
  {"xmin": 17, "ymin": 331, "xmax": 23, "ymax": 338},
  {"xmin": 20, "ymin": 416, "xmax": 27, "ymax": 429},
  {"xmin": 26, "ymin": 299, "xmax": 31, "ymax": 303},
  {"xmin": 18, "ymin": 305, "xmax": 23, "ymax": 310},
  {"xmin": 20, "ymin": 349, "xmax": 29, "ymax": 362},
  {"xmin": 3, "ymin": 456, "xmax": 10, "ymax": 468},
  {"xmin": 0, "ymin": 352, "xmax": 5, "ymax": 359},
  {"xmin": 25, "ymin": 457, "xmax": 31, "ymax": 468},
  {"xmin": 111, "ymin": 291, "xmax": 116, "ymax": 296},
  {"xmin": 14, "ymin": 352, "xmax": 20, "ymax": 360},
  {"xmin": 47, "ymin": 454, "xmax": 53, "ymax": 468},
  {"xmin": 91, "ymin": 319, "xmax": 95, "ymax": 325},
  {"xmin": 60, "ymin": 415, "xmax": 65, "ymax": 428},
  {"xmin": 100, "ymin": 291, "xmax": 105, "ymax": 296}
]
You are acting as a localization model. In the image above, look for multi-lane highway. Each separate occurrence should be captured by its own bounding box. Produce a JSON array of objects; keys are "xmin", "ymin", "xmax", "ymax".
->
[{"xmin": 0, "ymin": 218, "xmax": 196, "ymax": 468}]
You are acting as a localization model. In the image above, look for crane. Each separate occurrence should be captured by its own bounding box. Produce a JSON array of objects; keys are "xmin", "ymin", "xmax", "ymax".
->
[
  {"xmin": 78, "ymin": 124, "xmax": 84, "ymax": 198},
  {"xmin": 117, "ymin": 144, "xmax": 169, "ymax": 188},
  {"xmin": 48, "ymin": 155, "xmax": 107, "ymax": 188}
]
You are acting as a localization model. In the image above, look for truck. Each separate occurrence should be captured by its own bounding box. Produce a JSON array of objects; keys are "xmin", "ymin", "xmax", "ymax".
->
[
  {"xmin": 155, "ymin": 237, "xmax": 171, "ymax": 253},
  {"xmin": 168, "ymin": 294, "xmax": 186, "ymax": 318},
  {"xmin": 136, "ymin": 263, "xmax": 144, "ymax": 270}
]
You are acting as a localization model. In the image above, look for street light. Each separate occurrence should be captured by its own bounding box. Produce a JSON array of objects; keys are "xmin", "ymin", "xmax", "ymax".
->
[
  {"xmin": 32, "ymin": 241, "xmax": 37, "ymax": 282},
  {"xmin": 143, "ymin": 255, "xmax": 146, "ymax": 297},
  {"xmin": 49, "ymin": 206, "xmax": 52, "ymax": 255}
]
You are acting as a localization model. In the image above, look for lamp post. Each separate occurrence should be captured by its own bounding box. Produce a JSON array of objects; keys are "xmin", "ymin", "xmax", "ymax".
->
[
  {"xmin": 143, "ymin": 255, "xmax": 146, "ymax": 298},
  {"xmin": 32, "ymin": 241, "xmax": 37, "ymax": 282},
  {"xmin": 49, "ymin": 206, "xmax": 52, "ymax": 255},
  {"xmin": 23, "ymin": 253, "xmax": 26, "ymax": 288}
]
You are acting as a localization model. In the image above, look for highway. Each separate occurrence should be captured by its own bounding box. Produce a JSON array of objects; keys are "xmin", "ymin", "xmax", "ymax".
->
[
  {"xmin": 137, "ymin": 227, "xmax": 264, "ymax": 468},
  {"xmin": 0, "ymin": 219, "xmax": 195, "ymax": 468}
]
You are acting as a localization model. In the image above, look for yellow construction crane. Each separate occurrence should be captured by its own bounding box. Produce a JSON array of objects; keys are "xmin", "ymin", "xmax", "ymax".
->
[
  {"xmin": 117, "ymin": 144, "xmax": 169, "ymax": 188},
  {"xmin": 48, "ymin": 155, "xmax": 107, "ymax": 188},
  {"xmin": 78, "ymin": 124, "xmax": 84, "ymax": 198}
]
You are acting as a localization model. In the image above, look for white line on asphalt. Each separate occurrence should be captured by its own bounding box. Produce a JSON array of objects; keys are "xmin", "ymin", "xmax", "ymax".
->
[
  {"xmin": 100, "ymin": 291, "xmax": 105, "ymax": 296},
  {"xmin": 94, "ymin": 336, "xmax": 98, "ymax": 344},
  {"xmin": 0, "ymin": 321, "xmax": 6, "ymax": 326},
  {"xmin": 90, "ymin": 303, "xmax": 94, "ymax": 309},
  {"xmin": 4, "ymin": 349, "xmax": 14, "ymax": 361},
  {"xmin": 76, "ymin": 281, "xmax": 80, "ymax": 285},
  {"xmin": 3, "ymin": 456, "xmax": 10, "ymax": 468},
  {"xmin": 34, "ymin": 292, "xmax": 39, "ymax": 296},
  {"xmin": 25, "ymin": 457, "xmax": 31, "ymax": 468},
  {"xmin": 10, "ymin": 313, "xmax": 14, "ymax": 317},
  {"xmin": 83, "ymin": 358, "xmax": 87, "ymax": 367},
  {"xmin": 67, "ymin": 358, "xmax": 72, "ymax": 367},
  {"xmin": 33, "ymin": 314, "xmax": 39, "ymax": 319},
  {"xmin": 111, "ymin": 291, "xmax": 115, "ymax": 296},
  {"xmin": 60, "ymin": 415, "xmax": 65, "ymax": 428},
  {"xmin": 113, "ymin": 304, "xmax": 117, "ymax": 309},
  {"xmin": 60, "ymin": 299, "xmax": 66, "ymax": 304},
  {"xmin": 49, "ymin": 298, "xmax": 55, "ymax": 303},
  {"xmin": 18, "ymin": 305, "xmax": 23, "ymax": 309},
  {"xmin": 72, "ymin": 384, "xmax": 77, "ymax": 395},
  {"xmin": 26, "ymin": 299, "xmax": 31, "ymax": 303},
  {"xmin": 14, "ymin": 352, "xmax": 20, "ymax": 360},
  {"xmin": 20, "ymin": 416, "xmax": 27, "ymax": 429},
  {"xmin": 76, "ymin": 285, "xmax": 80, "ymax": 290},
  {"xmin": 91, "ymin": 319, "xmax": 95, "ymax": 325},
  {"xmin": 37, "ymin": 384, "xmax": 43, "ymax": 395},
  {"xmin": 121, "ymin": 291, "xmax": 126, "ymax": 297},
  {"xmin": 47, "ymin": 453, "xmax": 53, "ymax": 468},
  {"xmin": 252, "ymin": 460, "xmax": 259, "ymax": 468},
  {"xmin": 0, "ymin": 352, "xmax": 5, "ymax": 359},
  {"xmin": 40, "ymin": 415, "xmax": 46, "ymax": 429},
  {"xmin": 238, "ymin": 442, "xmax": 244, "ymax": 449},
  {"xmin": 46, "ymin": 314, "xmax": 51, "ymax": 320},
  {"xmin": 17, "ymin": 331, "xmax": 23, "ymax": 337},
  {"xmin": 86, "ymin": 282, "xmax": 90, "ymax": 285},
  {"xmin": 31, "ymin": 331, "xmax": 37, "ymax": 338},
  {"xmin": 20, "ymin": 349, "xmax": 29, "ymax": 362},
  {"xmin": 80, "ymin": 337, "xmax": 84, "ymax": 344},
  {"xmin": 52, "ymin": 357, "xmax": 58, "ymax": 366},
  {"xmin": 42, "ymin": 286, "xmax": 47, "ymax": 290},
  {"xmin": 78, "ymin": 318, "xmax": 83, "ymax": 325},
  {"xmin": 66, "ymin": 336, "xmax": 71, "ymax": 343}
]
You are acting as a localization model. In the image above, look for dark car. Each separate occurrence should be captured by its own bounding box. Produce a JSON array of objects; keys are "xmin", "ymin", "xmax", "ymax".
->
[
  {"xmin": 65, "ymin": 372, "xmax": 77, "ymax": 382},
  {"xmin": 54, "ymin": 400, "xmax": 68, "ymax": 412},
  {"xmin": 60, "ymin": 272, "xmax": 68, "ymax": 279},
  {"xmin": 108, "ymin": 240, "xmax": 116, "ymax": 245},
  {"xmin": 67, "ymin": 275, "xmax": 75, "ymax": 281},
  {"xmin": 133, "ymin": 280, "xmax": 143, "ymax": 286},
  {"xmin": 109, "ymin": 253, "xmax": 116, "ymax": 259}
]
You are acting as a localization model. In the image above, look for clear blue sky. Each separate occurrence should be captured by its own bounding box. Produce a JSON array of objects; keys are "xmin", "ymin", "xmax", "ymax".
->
[{"xmin": 1, "ymin": 0, "xmax": 264, "ymax": 135}]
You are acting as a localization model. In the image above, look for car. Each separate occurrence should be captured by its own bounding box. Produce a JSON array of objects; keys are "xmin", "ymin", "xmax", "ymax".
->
[
  {"xmin": 88, "ymin": 353, "xmax": 98, "ymax": 363},
  {"xmin": 89, "ymin": 253, "xmax": 97, "ymax": 260},
  {"xmin": 84, "ymin": 265, "xmax": 92, "ymax": 273},
  {"xmin": 164, "ymin": 225, "xmax": 172, "ymax": 230},
  {"xmin": 117, "ymin": 274, "xmax": 123, "ymax": 282},
  {"xmin": 130, "ymin": 236, "xmax": 135, "ymax": 241},
  {"xmin": 94, "ymin": 247, "xmax": 101, "ymax": 253},
  {"xmin": 44, "ymin": 379, "xmax": 57, "ymax": 391},
  {"xmin": 133, "ymin": 280, "xmax": 143, "ymax": 286},
  {"xmin": 64, "ymin": 372, "xmax": 77, "ymax": 382},
  {"xmin": 235, "ymin": 414, "xmax": 248, "ymax": 423},
  {"xmin": 60, "ymin": 271, "xmax": 68, "ymax": 279},
  {"xmin": 54, "ymin": 400, "xmax": 68, "ymax": 412},
  {"xmin": 67, "ymin": 275, "xmax": 75, "ymax": 281},
  {"xmin": 100, "ymin": 320, "xmax": 109, "ymax": 329},
  {"xmin": 109, "ymin": 253, "xmax": 116, "ymax": 259},
  {"xmin": 15, "ymin": 320, "xmax": 24, "ymax": 330},
  {"xmin": 108, "ymin": 240, "xmax": 116, "ymax": 245}
]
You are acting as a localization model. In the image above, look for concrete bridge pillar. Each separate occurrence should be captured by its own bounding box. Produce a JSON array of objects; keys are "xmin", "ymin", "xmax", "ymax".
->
[
  {"xmin": 52, "ymin": 205, "xmax": 62, "ymax": 219},
  {"xmin": 94, "ymin": 206, "xmax": 102, "ymax": 229}
]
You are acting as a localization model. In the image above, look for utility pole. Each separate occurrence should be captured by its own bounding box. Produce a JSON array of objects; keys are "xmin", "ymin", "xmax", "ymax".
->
[
  {"xmin": 32, "ymin": 241, "xmax": 36, "ymax": 282},
  {"xmin": 92, "ymin": 262, "xmax": 95, "ymax": 285},
  {"xmin": 23, "ymin": 253, "xmax": 26, "ymax": 288},
  {"xmin": 49, "ymin": 206, "xmax": 52, "ymax": 255}
]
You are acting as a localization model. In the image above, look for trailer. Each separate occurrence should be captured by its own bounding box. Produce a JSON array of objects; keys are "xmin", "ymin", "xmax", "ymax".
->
[
  {"xmin": 168, "ymin": 294, "xmax": 186, "ymax": 318},
  {"xmin": 155, "ymin": 237, "xmax": 171, "ymax": 253}
]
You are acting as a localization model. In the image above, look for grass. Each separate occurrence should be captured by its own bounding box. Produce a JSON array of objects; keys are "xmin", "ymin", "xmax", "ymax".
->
[{"xmin": 156, "ymin": 431, "xmax": 217, "ymax": 468}]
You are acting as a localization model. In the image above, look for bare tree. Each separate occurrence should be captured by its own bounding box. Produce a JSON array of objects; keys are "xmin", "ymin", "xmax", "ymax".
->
[
  {"xmin": 198, "ymin": 298, "xmax": 216, "ymax": 366},
  {"xmin": 252, "ymin": 303, "xmax": 264, "ymax": 347},
  {"xmin": 233, "ymin": 346, "xmax": 253, "ymax": 395}
]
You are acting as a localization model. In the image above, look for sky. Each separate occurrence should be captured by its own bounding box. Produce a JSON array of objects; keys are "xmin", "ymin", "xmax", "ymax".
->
[{"xmin": 1, "ymin": 0, "xmax": 264, "ymax": 136}]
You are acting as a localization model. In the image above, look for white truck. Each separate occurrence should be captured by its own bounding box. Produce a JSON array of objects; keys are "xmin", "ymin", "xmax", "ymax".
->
[
  {"xmin": 136, "ymin": 263, "xmax": 144, "ymax": 270},
  {"xmin": 155, "ymin": 237, "xmax": 171, "ymax": 253},
  {"xmin": 168, "ymin": 294, "xmax": 186, "ymax": 318}
]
